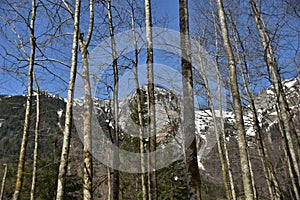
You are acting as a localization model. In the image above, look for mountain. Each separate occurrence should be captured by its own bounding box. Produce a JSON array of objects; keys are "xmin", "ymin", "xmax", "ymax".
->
[
  {"xmin": 0, "ymin": 92, "xmax": 83, "ymax": 199},
  {"xmin": 0, "ymin": 77, "xmax": 299, "ymax": 199},
  {"xmin": 253, "ymin": 78, "xmax": 300, "ymax": 135},
  {"xmin": 200, "ymin": 77, "xmax": 300, "ymax": 199}
]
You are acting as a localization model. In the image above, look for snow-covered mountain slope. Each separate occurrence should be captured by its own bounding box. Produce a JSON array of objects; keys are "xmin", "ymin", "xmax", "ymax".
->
[
  {"xmin": 243, "ymin": 77, "xmax": 300, "ymax": 137},
  {"xmin": 68, "ymin": 76, "xmax": 300, "ymax": 170}
]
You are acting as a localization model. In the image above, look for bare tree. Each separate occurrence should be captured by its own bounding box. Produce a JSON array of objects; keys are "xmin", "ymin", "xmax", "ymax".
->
[
  {"xmin": 13, "ymin": 0, "xmax": 36, "ymax": 199},
  {"xmin": 216, "ymin": 0, "xmax": 255, "ymax": 199},
  {"xmin": 198, "ymin": 52, "xmax": 235, "ymax": 200},
  {"xmin": 145, "ymin": 0, "xmax": 157, "ymax": 199},
  {"xmin": 210, "ymin": 3, "xmax": 237, "ymax": 198},
  {"xmin": 78, "ymin": 0, "xmax": 94, "ymax": 199},
  {"xmin": 56, "ymin": 0, "xmax": 81, "ymax": 199},
  {"xmin": 0, "ymin": 164, "xmax": 7, "ymax": 200},
  {"xmin": 106, "ymin": 0, "xmax": 120, "ymax": 199},
  {"xmin": 249, "ymin": 0, "xmax": 300, "ymax": 198},
  {"xmin": 228, "ymin": 12, "xmax": 282, "ymax": 199},
  {"xmin": 129, "ymin": 0, "xmax": 147, "ymax": 199},
  {"xmin": 30, "ymin": 74, "xmax": 40, "ymax": 200},
  {"xmin": 179, "ymin": 0, "xmax": 202, "ymax": 199}
]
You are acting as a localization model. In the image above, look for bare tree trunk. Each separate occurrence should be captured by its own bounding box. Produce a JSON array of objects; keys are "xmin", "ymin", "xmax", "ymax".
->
[
  {"xmin": 217, "ymin": 73, "xmax": 237, "ymax": 200},
  {"xmin": 216, "ymin": 0, "xmax": 255, "ymax": 199},
  {"xmin": 219, "ymin": 87, "xmax": 237, "ymax": 200},
  {"xmin": 215, "ymin": 34, "xmax": 236, "ymax": 200},
  {"xmin": 179, "ymin": 0, "xmax": 202, "ymax": 199},
  {"xmin": 276, "ymin": 105, "xmax": 299, "ymax": 199},
  {"xmin": 199, "ymin": 55, "xmax": 233, "ymax": 200},
  {"xmin": 13, "ymin": 1, "xmax": 36, "ymax": 199},
  {"xmin": 107, "ymin": 0, "xmax": 120, "ymax": 199},
  {"xmin": 230, "ymin": 19, "xmax": 259, "ymax": 199},
  {"xmin": 145, "ymin": 0, "xmax": 157, "ymax": 199},
  {"xmin": 248, "ymin": 158, "xmax": 257, "ymax": 199},
  {"xmin": 30, "ymin": 74, "xmax": 40, "ymax": 200},
  {"xmin": 56, "ymin": 0, "xmax": 81, "ymax": 199},
  {"xmin": 107, "ymin": 167, "xmax": 111, "ymax": 200},
  {"xmin": 277, "ymin": 103, "xmax": 300, "ymax": 200},
  {"xmin": 249, "ymin": 0, "xmax": 300, "ymax": 198},
  {"xmin": 210, "ymin": 3, "xmax": 236, "ymax": 198},
  {"xmin": 229, "ymin": 14, "xmax": 282, "ymax": 199},
  {"xmin": 130, "ymin": 3, "xmax": 147, "ymax": 199},
  {"xmin": 79, "ymin": 0, "xmax": 94, "ymax": 199},
  {"xmin": 197, "ymin": 35, "xmax": 234, "ymax": 199},
  {"xmin": 81, "ymin": 45, "xmax": 93, "ymax": 200},
  {"xmin": 0, "ymin": 164, "xmax": 7, "ymax": 200}
]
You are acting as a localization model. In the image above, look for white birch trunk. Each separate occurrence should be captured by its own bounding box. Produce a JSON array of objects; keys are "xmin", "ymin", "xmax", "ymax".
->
[
  {"xmin": 130, "ymin": 4, "xmax": 148, "ymax": 199},
  {"xmin": 230, "ymin": 15, "xmax": 282, "ymax": 198},
  {"xmin": 56, "ymin": 0, "xmax": 80, "ymax": 199},
  {"xmin": 210, "ymin": 3, "xmax": 237, "ymax": 198},
  {"xmin": 145, "ymin": 0, "xmax": 157, "ymax": 199},
  {"xmin": 13, "ymin": 1, "xmax": 36, "ymax": 199},
  {"xmin": 216, "ymin": 0, "xmax": 255, "ymax": 199},
  {"xmin": 107, "ymin": 0, "xmax": 120, "ymax": 198},
  {"xmin": 79, "ymin": 0, "xmax": 94, "ymax": 199},
  {"xmin": 30, "ymin": 74, "xmax": 40, "ymax": 200},
  {"xmin": 0, "ymin": 164, "xmax": 7, "ymax": 200},
  {"xmin": 249, "ymin": 0, "xmax": 300, "ymax": 198}
]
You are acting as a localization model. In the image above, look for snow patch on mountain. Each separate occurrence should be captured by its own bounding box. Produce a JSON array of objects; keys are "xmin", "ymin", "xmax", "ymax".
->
[
  {"xmin": 57, "ymin": 109, "xmax": 63, "ymax": 119},
  {"xmin": 246, "ymin": 126, "xmax": 255, "ymax": 137},
  {"xmin": 284, "ymin": 78, "xmax": 298, "ymax": 89},
  {"xmin": 0, "ymin": 119, "xmax": 4, "ymax": 128}
]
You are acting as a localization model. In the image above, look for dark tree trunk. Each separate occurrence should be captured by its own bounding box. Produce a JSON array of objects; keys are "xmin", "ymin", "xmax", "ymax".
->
[{"xmin": 179, "ymin": 0, "xmax": 202, "ymax": 199}]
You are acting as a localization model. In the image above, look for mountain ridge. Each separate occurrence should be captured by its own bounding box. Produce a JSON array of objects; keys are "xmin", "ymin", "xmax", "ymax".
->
[{"xmin": 0, "ymin": 76, "xmax": 299, "ymax": 199}]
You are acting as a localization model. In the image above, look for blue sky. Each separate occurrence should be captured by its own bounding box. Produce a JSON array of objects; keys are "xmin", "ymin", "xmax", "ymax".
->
[
  {"xmin": 0, "ymin": 0, "xmax": 180, "ymax": 97},
  {"xmin": 0, "ymin": 0, "xmax": 299, "ymax": 98}
]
